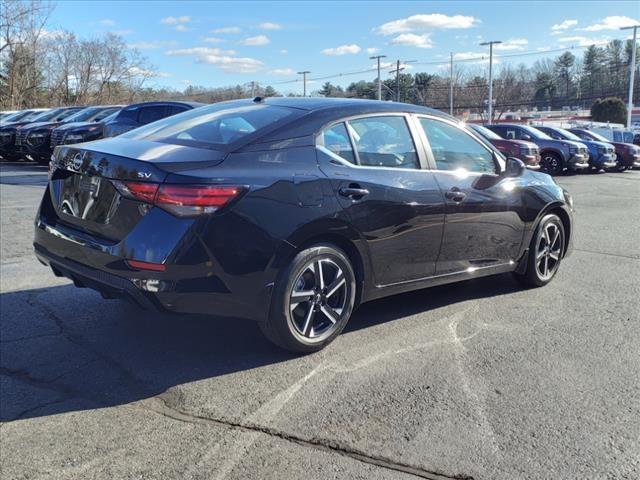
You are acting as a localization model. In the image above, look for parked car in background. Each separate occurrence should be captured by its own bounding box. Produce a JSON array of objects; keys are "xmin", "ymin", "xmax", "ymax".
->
[
  {"xmin": 586, "ymin": 127, "xmax": 636, "ymax": 145},
  {"xmin": 50, "ymin": 105, "xmax": 122, "ymax": 149},
  {"xmin": 0, "ymin": 111, "xmax": 18, "ymax": 122},
  {"xmin": 103, "ymin": 101, "xmax": 204, "ymax": 137},
  {"xmin": 467, "ymin": 123, "xmax": 540, "ymax": 169},
  {"xmin": 36, "ymin": 98, "xmax": 573, "ymax": 353},
  {"xmin": 487, "ymin": 124, "xmax": 589, "ymax": 175},
  {"xmin": 568, "ymin": 128, "xmax": 640, "ymax": 171},
  {"xmin": 534, "ymin": 125, "xmax": 617, "ymax": 172},
  {"xmin": 0, "ymin": 109, "xmax": 53, "ymax": 160},
  {"xmin": 0, "ymin": 108, "xmax": 50, "ymax": 126},
  {"xmin": 13, "ymin": 106, "xmax": 85, "ymax": 163}
]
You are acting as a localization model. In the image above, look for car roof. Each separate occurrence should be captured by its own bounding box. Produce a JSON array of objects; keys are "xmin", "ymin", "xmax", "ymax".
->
[{"xmin": 124, "ymin": 101, "xmax": 205, "ymax": 109}]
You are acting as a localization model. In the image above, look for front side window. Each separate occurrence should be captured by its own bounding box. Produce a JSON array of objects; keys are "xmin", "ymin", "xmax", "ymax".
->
[
  {"xmin": 348, "ymin": 116, "xmax": 419, "ymax": 169},
  {"xmin": 138, "ymin": 106, "xmax": 168, "ymax": 125},
  {"xmin": 322, "ymin": 122, "xmax": 355, "ymax": 164},
  {"xmin": 419, "ymin": 117, "xmax": 497, "ymax": 174}
]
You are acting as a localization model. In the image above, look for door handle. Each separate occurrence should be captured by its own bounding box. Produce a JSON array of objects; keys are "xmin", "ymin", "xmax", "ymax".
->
[
  {"xmin": 339, "ymin": 185, "xmax": 370, "ymax": 199},
  {"xmin": 445, "ymin": 187, "xmax": 466, "ymax": 202}
]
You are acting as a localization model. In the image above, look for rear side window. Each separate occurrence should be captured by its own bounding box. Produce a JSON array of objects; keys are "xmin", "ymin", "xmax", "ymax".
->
[
  {"xmin": 420, "ymin": 117, "xmax": 496, "ymax": 174},
  {"xmin": 121, "ymin": 103, "xmax": 296, "ymax": 149},
  {"xmin": 322, "ymin": 123, "xmax": 356, "ymax": 164},
  {"xmin": 167, "ymin": 105, "xmax": 190, "ymax": 116},
  {"xmin": 138, "ymin": 106, "xmax": 168, "ymax": 125},
  {"xmin": 348, "ymin": 116, "xmax": 419, "ymax": 169},
  {"xmin": 117, "ymin": 107, "xmax": 139, "ymax": 122}
]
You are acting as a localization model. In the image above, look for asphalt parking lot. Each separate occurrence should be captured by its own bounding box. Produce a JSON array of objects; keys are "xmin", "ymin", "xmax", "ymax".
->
[{"xmin": 1, "ymin": 162, "xmax": 639, "ymax": 480}]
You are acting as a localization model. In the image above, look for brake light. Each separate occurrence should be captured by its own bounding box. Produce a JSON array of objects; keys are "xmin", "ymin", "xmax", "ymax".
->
[
  {"xmin": 126, "ymin": 259, "xmax": 166, "ymax": 272},
  {"xmin": 114, "ymin": 181, "xmax": 244, "ymax": 217}
]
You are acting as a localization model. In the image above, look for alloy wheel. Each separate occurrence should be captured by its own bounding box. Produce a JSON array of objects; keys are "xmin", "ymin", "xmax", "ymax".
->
[
  {"xmin": 535, "ymin": 222, "xmax": 563, "ymax": 280},
  {"xmin": 288, "ymin": 258, "xmax": 348, "ymax": 340}
]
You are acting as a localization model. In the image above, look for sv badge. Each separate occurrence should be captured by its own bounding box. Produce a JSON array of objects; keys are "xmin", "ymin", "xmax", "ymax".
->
[{"xmin": 137, "ymin": 172, "xmax": 152, "ymax": 179}]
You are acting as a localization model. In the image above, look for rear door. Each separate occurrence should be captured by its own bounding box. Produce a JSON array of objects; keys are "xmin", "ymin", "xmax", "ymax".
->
[
  {"xmin": 317, "ymin": 114, "xmax": 445, "ymax": 286},
  {"xmin": 415, "ymin": 115, "xmax": 525, "ymax": 275}
]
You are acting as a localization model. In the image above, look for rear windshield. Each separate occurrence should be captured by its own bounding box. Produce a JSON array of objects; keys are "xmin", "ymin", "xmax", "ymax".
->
[{"xmin": 120, "ymin": 103, "xmax": 296, "ymax": 149}]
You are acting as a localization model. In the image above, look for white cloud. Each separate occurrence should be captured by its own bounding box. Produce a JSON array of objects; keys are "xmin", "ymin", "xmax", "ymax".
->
[
  {"xmin": 165, "ymin": 47, "xmax": 263, "ymax": 73},
  {"xmin": 175, "ymin": 24, "xmax": 191, "ymax": 32},
  {"xmin": 551, "ymin": 19, "xmax": 577, "ymax": 32},
  {"xmin": 376, "ymin": 13, "xmax": 477, "ymax": 35},
  {"xmin": 579, "ymin": 16, "xmax": 639, "ymax": 32},
  {"xmin": 161, "ymin": 16, "xmax": 191, "ymax": 25},
  {"xmin": 130, "ymin": 67, "xmax": 170, "ymax": 78},
  {"xmin": 390, "ymin": 33, "xmax": 433, "ymax": 49},
  {"xmin": 366, "ymin": 47, "xmax": 380, "ymax": 54},
  {"xmin": 128, "ymin": 40, "xmax": 177, "ymax": 49},
  {"xmin": 493, "ymin": 38, "xmax": 528, "ymax": 51},
  {"xmin": 240, "ymin": 35, "xmax": 270, "ymax": 46},
  {"xmin": 321, "ymin": 44, "xmax": 362, "ymax": 55},
  {"xmin": 99, "ymin": 19, "xmax": 116, "ymax": 26},
  {"xmin": 453, "ymin": 51, "xmax": 487, "ymax": 61},
  {"xmin": 558, "ymin": 36, "xmax": 610, "ymax": 47},
  {"xmin": 203, "ymin": 36, "xmax": 224, "ymax": 43},
  {"xmin": 280, "ymin": 49, "xmax": 288, "ymax": 54},
  {"xmin": 111, "ymin": 29, "xmax": 133, "ymax": 36},
  {"xmin": 269, "ymin": 68, "xmax": 296, "ymax": 76},
  {"xmin": 211, "ymin": 26, "xmax": 242, "ymax": 34},
  {"xmin": 259, "ymin": 22, "xmax": 281, "ymax": 30},
  {"xmin": 377, "ymin": 61, "xmax": 414, "ymax": 70}
]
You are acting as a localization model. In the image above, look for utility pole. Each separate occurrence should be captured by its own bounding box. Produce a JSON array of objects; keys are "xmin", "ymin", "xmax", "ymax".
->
[
  {"xmin": 250, "ymin": 81, "xmax": 256, "ymax": 97},
  {"xmin": 370, "ymin": 54, "xmax": 386, "ymax": 100},
  {"xmin": 297, "ymin": 71, "xmax": 311, "ymax": 97},
  {"xmin": 621, "ymin": 25, "xmax": 639, "ymax": 128},
  {"xmin": 389, "ymin": 60, "xmax": 416, "ymax": 102},
  {"xmin": 480, "ymin": 40, "xmax": 502, "ymax": 123},
  {"xmin": 449, "ymin": 52, "xmax": 454, "ymax": 115}
]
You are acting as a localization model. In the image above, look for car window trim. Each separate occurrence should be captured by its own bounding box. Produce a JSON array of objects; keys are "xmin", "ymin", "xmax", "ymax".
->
[
  {"xmin": 316, "ymin": 112, "xmax": 429, "ymax": 171},
  {"xmin": 412, "ymin": 113, "xmax": 503, "ymax": 176}
]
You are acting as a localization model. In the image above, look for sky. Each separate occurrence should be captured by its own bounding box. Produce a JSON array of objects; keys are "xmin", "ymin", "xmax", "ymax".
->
[{"xmin": 47, "ymin": 1, "xmax": 640, "ymax": 94}]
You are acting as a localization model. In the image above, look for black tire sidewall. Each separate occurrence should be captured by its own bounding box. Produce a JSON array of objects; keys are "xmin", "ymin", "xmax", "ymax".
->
[
  {"xmin": 526, "ymin": 214, "xmax": 565, "ymax": 287},
  {"xmin": 542, "ymin": 153, "xmax": 563, "ymax": 176},
  {"xmin": 267, "ymin": 244, "xmax": 356, "ymax": 353}
]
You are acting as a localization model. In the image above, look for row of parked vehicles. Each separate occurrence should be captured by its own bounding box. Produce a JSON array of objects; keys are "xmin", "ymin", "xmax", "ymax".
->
[
  {"xmin": 0, "ymin": 101, "xmax": 202, "ymax": 164},
  {"xmin": 468, "ymin": 123, "xmax": 640, "ymax": 175},
  {"xmin": 1, "ymin": 101, "xmax": 639, "ymax": 176}
]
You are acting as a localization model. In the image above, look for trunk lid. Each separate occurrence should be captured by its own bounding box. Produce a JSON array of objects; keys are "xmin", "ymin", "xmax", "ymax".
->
[{"xmin": 49, "ymin": 138, "xmax": 228, "ymax": 241}]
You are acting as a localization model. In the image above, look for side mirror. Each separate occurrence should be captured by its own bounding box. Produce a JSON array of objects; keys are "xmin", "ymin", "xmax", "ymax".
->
[
  {"xmin": 521, "ymin": 134, "xmax": 532, "ymax": 140},
  {"xmin": 504, "ymin": 157, "xmax": 525, "ymax": 177}
]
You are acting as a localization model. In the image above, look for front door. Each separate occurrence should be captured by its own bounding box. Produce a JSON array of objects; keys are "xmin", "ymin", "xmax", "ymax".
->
[
  {"xmin": 317, "ymin": 115, "xmax": 445, "ymax": 286},
  {"xmin": 415, "ymin": 116, "xmax": 525, "ymax": 275}
]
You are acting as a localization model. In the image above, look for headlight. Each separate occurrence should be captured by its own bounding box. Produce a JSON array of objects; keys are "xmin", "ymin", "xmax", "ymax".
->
[
  {"xmin": 28, "ymin": 132, "xmax": 48, "ymax": 139},
  {"xmin": 65, "ymin": 134, "xmax": 86, "ymax": 142}
]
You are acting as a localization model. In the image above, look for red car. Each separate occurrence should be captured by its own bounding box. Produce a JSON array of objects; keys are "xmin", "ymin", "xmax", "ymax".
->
[
  {"xmin": 568, "ymin": 128, "xmax": 640, "ymax": 171},
  {"xmin": 468, "ymin": 123, "xmax": 540, "ymax": 169}
]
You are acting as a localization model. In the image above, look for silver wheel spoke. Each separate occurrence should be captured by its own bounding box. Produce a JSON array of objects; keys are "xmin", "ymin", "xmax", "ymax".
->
[
  {"xmin": 542, "ymin": 256, "xmax": 549, "ymax": 276},
  {"xmin": 549, "ymin": 252, "xmax": 560, "ymax": 261},
  {"xmin": 315, "ymin": 260, "xmax": 324, "ymax": 290},
  {"xmin": 291, "ymin": 290, "xmax": 314, "ymax": 304},
  {"xmin": 301, "ymin": 306, "xmax": 316, "ymax": 337},
  {"xmin": 536, "ymin": 249, "xmax": 546, "ymax": 260},
  {"xmin": 320, "ymin": 305, "xmax": 340, "ymax": 324},
  {"xmin": 551, "ymin": 228, "xmax": 560, "ymax": 249},
  {"xmin": 326, "ymin": 273, "xmax": 345, "ymax": 298}
]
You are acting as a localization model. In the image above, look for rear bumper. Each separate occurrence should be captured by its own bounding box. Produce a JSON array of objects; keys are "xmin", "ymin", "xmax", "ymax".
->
[
  {"xmin": 35, "ymin": 245, "xmax": 163, "ymax": 311},
  {"xmin": 33, "ymin": 211, "xmax": 278, "ymax": 322}
]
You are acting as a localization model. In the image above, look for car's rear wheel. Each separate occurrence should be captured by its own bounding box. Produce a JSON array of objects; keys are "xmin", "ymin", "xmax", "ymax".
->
[
  {"xmin": 260, "ymin": 244, "xmax": 356, "ymax": 353},
  {"xmin": 513, "ymin": 213, "xmax": 565, "ymax": 288},
  {"xmin": 541, "ymin": 152, "xmax": 563, "ymax": 175}
]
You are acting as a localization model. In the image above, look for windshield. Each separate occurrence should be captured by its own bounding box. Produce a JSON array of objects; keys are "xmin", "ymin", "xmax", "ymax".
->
[
  {"xmin": 581, "ymin": 130, "xmax": 608, "ymax": 142},
  {"xmin": 30, "ymin": 109, "xmax": 65, "ymax": 122},
  {"xmin": 522, "ymin": 125, "xmax": 552, "ymax": 140},
  {"xmin": 101, "ymin": 111, "xmax": 120, "ymax": 123},
  {"xmin": 554, "ymin": 128, "xmax": 583, "ymax": 141},
  {"xmin": 3, "ymin": 110, "xmax": 43, "ymax": 123},
  {"xmin": 56, "ymin": 108, "xmax": 84, "ymax": 122},
  {"xmin": 64, "ymin": 107, "xmax": 102, "ymax": 123},
  {"xmin": 121, "ymin": 103, "xmax": 297, "ymax": 150},
  {"xmin": 470, "ymin": 124, "xmax": 501, "ymax": 140},
  {"xmin": 93, "ymin": 107, "xmax": 120, "ymax": 121}
]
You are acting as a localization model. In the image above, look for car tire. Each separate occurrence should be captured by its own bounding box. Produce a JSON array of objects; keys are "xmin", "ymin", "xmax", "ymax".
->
[
  {"xmin": 513, "ymin": 213, "xmax": 565, "ymax": 288},
  {"xmin": 541, "ymin": 152, "xmax": 563, "ymax": 176},
  {"xmin": 259, "ymin": 243, "xmax": 356, "ymax": 353}
]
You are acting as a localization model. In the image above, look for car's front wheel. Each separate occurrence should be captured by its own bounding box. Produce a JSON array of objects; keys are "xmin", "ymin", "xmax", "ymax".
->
[
  {"xmin": 513, "ymin": 213, "xmax": 565, "ymax": 288},
  {"xmin": 540, "ymin": 152, "xmax": 565, "ymax": 175},
  {"xmin": 260, "ymin": 244, "xmax": 356, "ymax": 353}
]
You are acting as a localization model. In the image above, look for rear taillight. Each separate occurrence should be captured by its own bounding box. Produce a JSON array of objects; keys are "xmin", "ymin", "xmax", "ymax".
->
[
  {"xmin": 113, "ymin": 181, "xmax": 244, "ymax": 217},
  {"xmin": 126, "ymin": 259, "xmax": 166, "ymax": 272}
]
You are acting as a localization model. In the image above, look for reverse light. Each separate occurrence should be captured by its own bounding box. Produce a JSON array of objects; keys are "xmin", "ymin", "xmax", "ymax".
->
[{"xmin": 114, "ymin": 181, "xmax": 244, "ymax": 217}]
